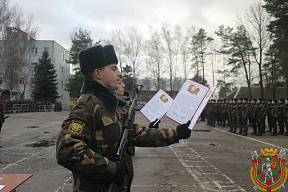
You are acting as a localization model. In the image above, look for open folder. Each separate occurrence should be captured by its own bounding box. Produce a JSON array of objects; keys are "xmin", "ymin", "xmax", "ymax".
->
[{"xmin": 140, "ymin": 79, "xmax": 217, "ymax": 130}]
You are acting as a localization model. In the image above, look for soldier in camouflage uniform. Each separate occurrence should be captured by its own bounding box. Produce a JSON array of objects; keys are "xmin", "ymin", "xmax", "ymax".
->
[
  {"xmin": 216, "ymin": 99, "xmax": 221, "ymax": 125},
  {"xmin": 205, "ymin": 101, "xmax": 212, "ymax": 125},
  {"xmin": 230, "ymin": 99, "xmax": 237, "ymax": 133},
  {"xmin": 227, "ymin": 99, "xmax": 233, "ymax": 131},
  {"xmin": 255, "ymin": 98, "xmax": 264, "ymax": 136},
  {"xmin": 241, "ymin": 98, "xmax": 249, "ymax": 136},
  {"xmin": 251, "ymin": 99, "xmax": 258, "ymax": 135},
  {"xmin": 270, "ymin": 99, "xmax": 279, "ymax": 136},
  {"xmin": 56, "ymin": 45, "xmax": 191, "ymax": 192},
  {"xmin": 210, "ymin": 99, "xmax": 217, "ymax": 127},
  {"xmin": 266, "ymin": 99, "xmax": 273, "ymax": 132},
  {"xmin": 278, "ymin": 99, "xmax": 285, "ymax": 134},
  {"xmin": 220, "ymin": 99, "xmax": 227, "ymax": 127},
  {"xmin": 234, "ymin": 98, "xmax": 243, "ymax": 134},
  {"xmin": 261, "ymin": 99, "xmax": 267, "ymax": 133}
]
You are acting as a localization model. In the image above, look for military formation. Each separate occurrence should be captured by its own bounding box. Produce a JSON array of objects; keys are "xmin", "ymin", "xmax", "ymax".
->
[{"xmin": 203, "ymin": 98, "xmax": 288, "ymax": 136}]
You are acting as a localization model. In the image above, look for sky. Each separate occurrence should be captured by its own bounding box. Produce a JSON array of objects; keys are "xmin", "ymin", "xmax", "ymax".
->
[{"xmin": 10, "ymin": 0, "xmax": 258, "ymax": 50}]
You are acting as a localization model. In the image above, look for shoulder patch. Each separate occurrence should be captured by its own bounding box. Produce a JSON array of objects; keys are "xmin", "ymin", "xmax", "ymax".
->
[{"xmin": 68, "ymin": 119, "xmax": 85, "ymax": 134}]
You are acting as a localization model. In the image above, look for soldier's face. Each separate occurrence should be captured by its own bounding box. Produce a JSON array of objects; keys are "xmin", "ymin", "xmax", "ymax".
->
[
  {"xmin": 96, "ymin": 64, "xmax": 122, "ymax": 91},
  {"xmin": 116, "ymin": 81, "xmax": 126, "ymax": 97}
]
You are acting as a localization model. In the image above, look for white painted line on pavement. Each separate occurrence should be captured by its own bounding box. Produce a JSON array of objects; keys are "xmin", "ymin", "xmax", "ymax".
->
[
  {"xmin": 212, "ymin": 127, "xmax": 288, "ymax": 151},
  {"xmin": 0, "ymin": 150, "xmax": 45, "ymax": 172},
  {"xmin": 170, "ymin": 145, "xmax": 246, "ymax": 192}
]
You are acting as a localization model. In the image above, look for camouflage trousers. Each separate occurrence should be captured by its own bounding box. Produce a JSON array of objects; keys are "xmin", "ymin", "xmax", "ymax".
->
[
  {"xmin": 278, "ymin": 118, "xmax": 284, "ymax": 132},
  {"xmin": 251, "ymin": 117, "xmax": 257, "ymax": 133},
  {"xmin": 271, "ymin": 117, "xmax": 278, "ymax": 133}
]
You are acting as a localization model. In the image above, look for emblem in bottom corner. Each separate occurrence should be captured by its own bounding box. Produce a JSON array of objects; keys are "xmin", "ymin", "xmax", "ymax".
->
[{"xmin": 250, "ymin": 148, "xmax": 287, "ymax": 192}]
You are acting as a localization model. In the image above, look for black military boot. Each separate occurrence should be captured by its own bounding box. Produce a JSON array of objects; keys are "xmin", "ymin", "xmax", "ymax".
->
[
  {"xmin": 238, "ymin": 131, "xmax": 242, "ymax": 135},
  {"xmin": 242, "ymin": 132, "xmax": 247, "ymax": 136},
  {"xmin": 228, "ymin": 128, "xmax": 233, "ymax": 132},
  {"xmin": 271, "ymin": 132, "xmax": 277, "ymax": 136},
  {"xmin": 257, "ymin": 132, "xmax": 262, "ymax": 136},
  {"xmin": 283, "ymin": 132, "xmax": 288, "ymax": 136}
]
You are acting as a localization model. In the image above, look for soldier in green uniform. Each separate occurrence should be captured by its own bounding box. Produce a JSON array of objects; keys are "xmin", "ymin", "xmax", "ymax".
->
[
  {"xmin": 216, "ymin": 99, "xmax": 221, "ymax": 125},
  {"xmin": 266, "ymin": 99, "xmax": 272, "ymax": 132},
  {"xmin": 241, "ymin": 98, "xmax": 249, "ymax": 136},
  {"xmin": 220, "ymin": 99, "xmax": 227, "ymax": 127},
  {"xmin": 235, "ymin": 98, "xmax": 243, "ymax": 134},
  {"xmin": 251, "ymin": 99, "xmax": 258, "ymax": 135},
  {"xmin": 248, "ymin": 99, "xmax": 252, "ymax": 127},
  {"xmin": 210, "ymin": 99, "xmax": 217, "ymax": 127},
  {"xmin": 231, "ymin": 98, "xmax": 238, "ymax": 133},
  {"xmin": 270, "ymin": 99, "xmax": 279, "ymax": 136},
  {"xmin": 227, "ymin": 99, "xmax": 233, "ymax": 131},
  {"xmin": 255, "ymin": 98, "xmax": 265, "ymax": 136},
  {"xmin": 278, "ymin": 99, "xmax": 285, "ymax": 134},
  {"xmin": 56, "ymin": 45, "xmax": 192, "ymax": 192},
  {"xmin": 260, "ymin": 99, "xmax": 267, "ymax": 133}
]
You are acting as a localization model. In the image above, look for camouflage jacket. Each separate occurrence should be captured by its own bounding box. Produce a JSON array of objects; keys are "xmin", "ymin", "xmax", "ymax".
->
[
  {"xmin": 56, "ymin": 91, "xmax": 180, "ymax": 192},
  {"xmin": 220, "ymin": 103, "xmax": 228, "ymax": 115},
  {"xmin": 251, "ymin": 104, "xmax": 258, "ymax": 118},
  {"xmin": 278, "ymin": 104, "xmax": 285, "ymax": 119},
  {"xmin": 241, "ymin": 104, "xmax": 249, "ymax": 119},
  {"xmin": 271, "ymin": 104, "xmax": 279, "ymax": 119}
]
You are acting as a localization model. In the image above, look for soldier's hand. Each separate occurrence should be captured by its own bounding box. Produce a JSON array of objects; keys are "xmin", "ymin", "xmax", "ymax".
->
[
  {"xmin": 176, "ymin": 121, "xmax": 191, "ymax": 139},
  {"xmin": 113, "ymin": 162, "xmax": 126, "ymax": 186},
  {"xmin": 149, "ymin": 119, "xmax": 161, "ymax": 128}
]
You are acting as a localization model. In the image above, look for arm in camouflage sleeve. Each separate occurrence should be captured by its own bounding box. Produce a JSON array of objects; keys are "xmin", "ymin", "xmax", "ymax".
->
[
  {"xmin": 132, "ymin": 122, "xmax": 179, "ymax": 147},
  {"xmin": 56, "ymin": 104, "xmax": 116, "ymax": 182}
]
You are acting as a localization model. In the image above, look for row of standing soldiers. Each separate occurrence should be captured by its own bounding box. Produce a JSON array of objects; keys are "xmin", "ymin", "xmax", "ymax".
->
[{"xmin": 203, "ymin": 98, "xmax": 288, "ymax": 136}]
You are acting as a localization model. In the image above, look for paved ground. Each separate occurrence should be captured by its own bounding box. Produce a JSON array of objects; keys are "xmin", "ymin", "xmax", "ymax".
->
[{"xmin": 0, "ymin": 111, "xmax": 287, "ymax": 192}]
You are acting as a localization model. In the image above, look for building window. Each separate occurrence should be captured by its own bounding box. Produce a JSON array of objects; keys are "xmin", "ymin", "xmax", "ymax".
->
[
  {"xmin": 61, "ymin": 80, "xmax": 64, "ymax": 88},
  {"xmin": 0, "ymin": 78, "xmax": 2, "ymax": 84},
  {"xmin": 62, "ymin": 53, "xmax": 65, "ymax": 60},
  {"xmin": 32, "ymin": 47, "xmax": 38, "ymax": 55},
  {"xmin": 61, "ymin": 66, "xmax": 64, "ymax": 74},
  {"xmin": 19, "ymin": 79, "xmax": 25, "ymax": 84}
]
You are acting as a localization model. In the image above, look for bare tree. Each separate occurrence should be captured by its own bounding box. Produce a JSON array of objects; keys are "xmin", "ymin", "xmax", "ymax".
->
[
  {"xmin": 110, "ymin": 29, "xmax": 125, "ymax": 72},
  {"xmin": 145, "ymin": 27, "xmax": 163, "ymax": 90},
  {"xmin": 161, "ymin": 22, "xmax": 180, "ymax": 95},
  {"xmin": 123, "ymin": 26, "xmax": 143, "ymax": 89},
  {"xmin": 0, "ymin": 0, "xmax": 37, "ymax": 98},
  {"xmin": 243, "ymin": 0, "xmax": 271, "ymax": 98},
  {"xmin": 181, "ymin": 27, "xmax": 195, "ymax": 79}
]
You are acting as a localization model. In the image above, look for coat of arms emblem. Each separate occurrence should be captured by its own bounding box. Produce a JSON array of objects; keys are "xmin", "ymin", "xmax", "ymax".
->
[{"xmin": 250, "ymin": 148, "xmax": 287, "ymax": 192}]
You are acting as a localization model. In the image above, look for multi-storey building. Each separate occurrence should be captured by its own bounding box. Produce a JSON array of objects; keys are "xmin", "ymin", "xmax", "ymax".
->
[{"xmin": 0, "ymin": 39, "xmax": 70, "ymax": 110}]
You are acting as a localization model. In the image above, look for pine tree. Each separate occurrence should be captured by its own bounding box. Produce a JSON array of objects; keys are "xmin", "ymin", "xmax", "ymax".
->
[
  {"xmin": 32, "ymin": 49, "xmax": 58, "ymax": 104},
  {"xmin": 65, "ymin": 28, "xmax": 95, "ymax": 98}
]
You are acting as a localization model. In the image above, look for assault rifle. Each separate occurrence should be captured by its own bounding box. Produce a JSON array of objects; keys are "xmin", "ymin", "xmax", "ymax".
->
[{"xmin": 108, "ymin": 85, "xmax": 142, "ymax": 192}]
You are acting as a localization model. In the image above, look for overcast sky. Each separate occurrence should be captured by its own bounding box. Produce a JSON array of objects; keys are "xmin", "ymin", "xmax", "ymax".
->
[{"xmin": 11, "ymin": 0, "xmax": 257, "ymax": 50}]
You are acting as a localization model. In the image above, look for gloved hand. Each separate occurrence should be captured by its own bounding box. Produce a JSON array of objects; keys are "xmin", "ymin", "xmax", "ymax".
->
[
  {"xmin": 113, "ymin": 162, "xmax": 126, "ymax": 186},
  {"xmin": 149, "ymin": 119, "xmax": 161, "ymax": 128},
  {"xmin": 176, "ymin": 121, "xmax": 191, "ymax": 139}
]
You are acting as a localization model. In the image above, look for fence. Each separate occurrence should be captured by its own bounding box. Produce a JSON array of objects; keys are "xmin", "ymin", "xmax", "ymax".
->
[{"xmin": 4, "ymin": 104, "xmax": 53, "ymax": 114}]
